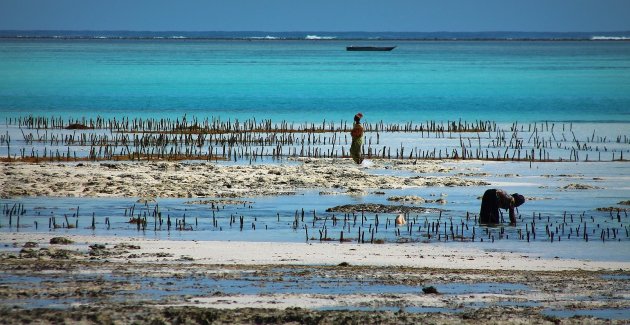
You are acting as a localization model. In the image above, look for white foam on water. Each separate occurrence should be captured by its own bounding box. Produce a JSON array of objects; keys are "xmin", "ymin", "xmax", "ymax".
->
[
  {"xmin": 591, "ymin": 36, "xmax": 630, "ymax": 40},
  {"xmin": 249, "ymin": 36, "xmax": 279, "ymax": 40},
  {"xmin": 305, "ymin": 35, "xmax": 336, "ymax": 40}
]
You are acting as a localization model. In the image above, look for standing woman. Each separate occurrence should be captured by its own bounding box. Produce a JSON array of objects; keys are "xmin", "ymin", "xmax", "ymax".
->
[{"xmin": 350, "ymin": 113, "xmax": 364, "ymax": 164}]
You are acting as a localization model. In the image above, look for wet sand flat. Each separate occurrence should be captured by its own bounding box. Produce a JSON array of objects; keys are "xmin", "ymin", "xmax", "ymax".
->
[
  {"xmin": 3, "ymin": 233, "xmax": 629, "ymax": 271},
  {"xmin": 1, "ymin": 233, "xmax": 629, "ymax": 324}
]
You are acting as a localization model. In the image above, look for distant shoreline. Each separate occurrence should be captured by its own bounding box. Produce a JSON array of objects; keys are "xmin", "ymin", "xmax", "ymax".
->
[
  {"xmin": 1, "ymin": 36, "xmax": 629, "ymax": 41},
  {"xmin": 1, "ymin": 30, "xmax": 629, "ymax": 41}
]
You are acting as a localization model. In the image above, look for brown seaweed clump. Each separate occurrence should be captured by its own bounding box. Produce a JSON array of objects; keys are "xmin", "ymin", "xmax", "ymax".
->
[
  {"xmin": 65, "ymin": 123, "xmax": 93, "ymax": 130},
  {"xmin": 326, "ymin": 203, "xmax": 441, "ymax": 214},
  {"xmin": 562, "ymin": 183, "xmax": 602, "ymax": 190},
  {"xmin": 596, "ymin": 207, "xmax": 628, "ymax": 212},
  {"xmin": 49, "ymin": 237, "xmax": 74, "ymax": 245},
  {"xmin": 422, "ymin": 286, "xmax": 439, "ymax": 294}
]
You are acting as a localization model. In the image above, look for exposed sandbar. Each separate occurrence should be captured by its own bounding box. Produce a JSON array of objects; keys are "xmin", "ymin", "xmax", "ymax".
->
[
  {"xmin": 4, "ymin": 233, "xmax": 628, "ymax": 272},
  {"xmin": 0, "ymin": 158, "xmax": 487, "ymax": 199}
]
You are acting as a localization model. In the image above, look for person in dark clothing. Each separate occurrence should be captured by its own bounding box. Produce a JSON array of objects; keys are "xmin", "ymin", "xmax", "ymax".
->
[
  {"xmin": 479, "ymin": 189, "xmax": 525, "ymax": 225},
  {"xmin": 350, "ymin": 113, "xmax": 364, "ymax": 164}
]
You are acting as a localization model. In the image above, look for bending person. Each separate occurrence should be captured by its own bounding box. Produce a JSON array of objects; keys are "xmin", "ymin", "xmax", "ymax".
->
[{"xmin": 479, "ymin": 189, "xmax": 525, "ymax": 225}]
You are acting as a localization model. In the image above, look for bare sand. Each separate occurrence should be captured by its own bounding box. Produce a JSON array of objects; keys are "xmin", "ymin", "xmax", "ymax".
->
[
  {"xmin": 0, "ymin": 158, "xmax": 487, "ymax": 198},
  {"xmin": 4, "ymin": 232, "xmax": 628, "ymax": 272}
]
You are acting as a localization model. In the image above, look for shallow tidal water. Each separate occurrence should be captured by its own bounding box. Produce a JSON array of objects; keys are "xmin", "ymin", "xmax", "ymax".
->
[{"xmin": 2, "ymin": 160, "xmax": 629, "ymax": 262}]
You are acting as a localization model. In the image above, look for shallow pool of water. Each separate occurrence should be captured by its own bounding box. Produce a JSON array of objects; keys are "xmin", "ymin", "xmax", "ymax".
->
[{"xmin": 543, "ymin": 308, "xmax": 630, "ymax": 320}]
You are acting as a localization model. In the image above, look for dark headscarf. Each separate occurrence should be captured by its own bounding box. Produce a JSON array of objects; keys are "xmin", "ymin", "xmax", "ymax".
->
[{"xmin": 512, "ymin": 193, "xmax": 525, "ymax": 207}]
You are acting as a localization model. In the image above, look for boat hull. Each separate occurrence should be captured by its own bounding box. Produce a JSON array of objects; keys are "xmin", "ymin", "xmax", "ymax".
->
[{"xmin": 346, "ymin": 46, "xmax": 396, "ymax": 51}]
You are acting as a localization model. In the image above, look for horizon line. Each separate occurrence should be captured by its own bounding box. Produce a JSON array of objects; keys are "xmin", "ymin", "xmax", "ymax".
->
[{"xmin": 1, "ymin": 29, "xmax": 630, "ymax": 33}]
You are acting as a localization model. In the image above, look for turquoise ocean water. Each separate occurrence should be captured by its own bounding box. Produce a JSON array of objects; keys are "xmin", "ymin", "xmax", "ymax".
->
[{"xmin": 1, "ymin": 39, "xmax": 629, "ymax": 123}]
